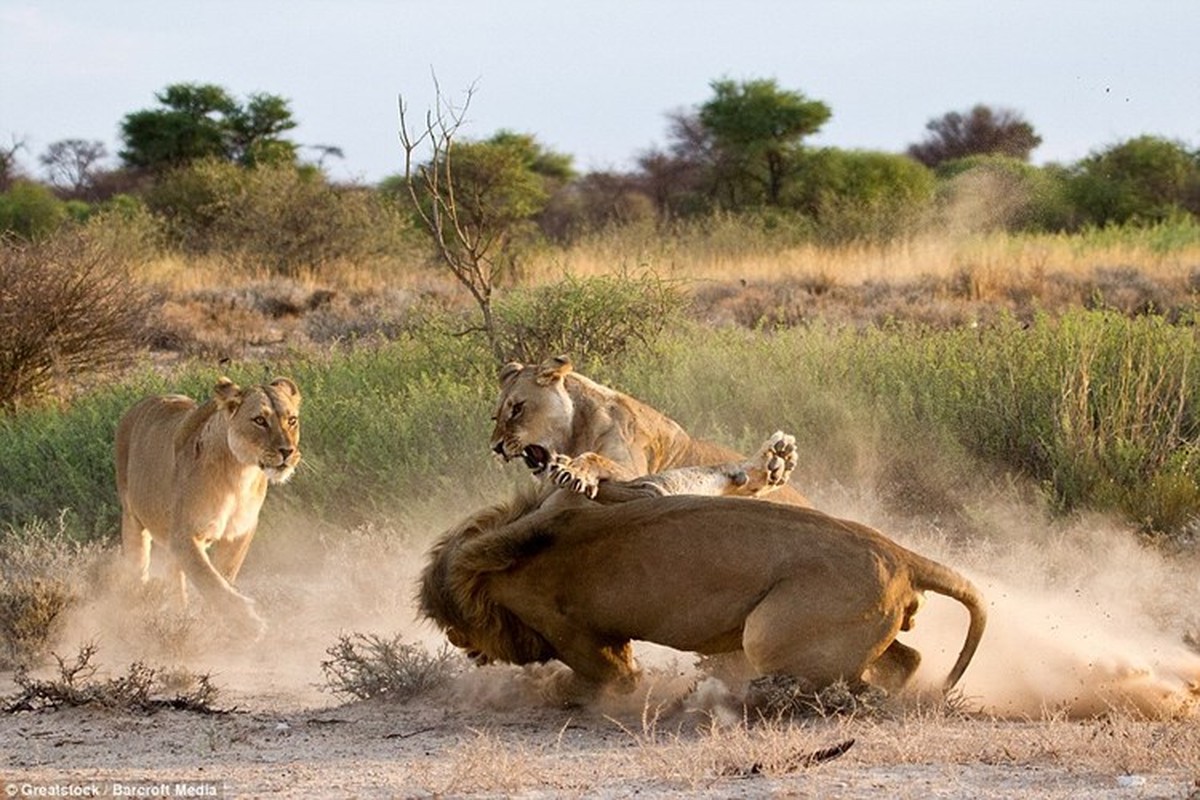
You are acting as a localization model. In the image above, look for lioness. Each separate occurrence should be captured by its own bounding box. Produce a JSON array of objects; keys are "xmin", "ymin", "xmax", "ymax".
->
[
  {"xmin": 490, "ymin": 355, "xmax": 810, "ymax": 506},
  {"xmin": 421, "ymin": 439, "xmax": 986, "ymax": 701},
  {"xmin": 114, "ymin": 377, "xmax": 301, "ymax": 632}
]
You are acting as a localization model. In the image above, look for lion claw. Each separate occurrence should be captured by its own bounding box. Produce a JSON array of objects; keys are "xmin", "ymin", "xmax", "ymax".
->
[
  {"xmin": 740, "ymin": 431, "xmax": 797, "ymax": 493},
  {"xmin": 545, "ymin": 454, "xmax": 601, "ymax": 498}
]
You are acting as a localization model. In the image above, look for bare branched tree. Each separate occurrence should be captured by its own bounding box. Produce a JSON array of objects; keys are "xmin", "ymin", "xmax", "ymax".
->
[
  {"xmin": 0, "ymin": 136, "xmax": 27, "ymax": 192},
  {"xmin": 39, "ymin": 139, "xmax": 109, "ymax": 198},
  {"xmin": 398, "ymin": 80, "xmax": 507, "ymax": 359}
]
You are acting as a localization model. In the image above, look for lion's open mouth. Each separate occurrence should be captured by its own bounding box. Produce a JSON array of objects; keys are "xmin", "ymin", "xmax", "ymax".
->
[{"xmin": 521, "ymin": 445, "xmax": 550, "ymax": 475}]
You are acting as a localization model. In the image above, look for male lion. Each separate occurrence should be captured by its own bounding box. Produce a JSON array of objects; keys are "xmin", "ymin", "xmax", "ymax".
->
[
  {"xmin": 114, "ymin": 376, "xmax": 301, "ymax": 633},
  {"xmin": 421, "ymin": 440, "xmax": 986, "ymax": 701},
  {"xmin": 490, "ymin": 355, "xmax": 810, "ymax": 506}
]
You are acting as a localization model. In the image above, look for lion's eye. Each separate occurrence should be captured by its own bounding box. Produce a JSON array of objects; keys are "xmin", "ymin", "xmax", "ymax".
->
[
  {"xmin": 509, "ymin": 401, "xmax": 524, "ymax": 420},
  {"xmin": 252, "ymin": 416, "xmax": 268, "ymax": 428},
  {"xmin": 287, "ymin": 416, "xmax": 298, "ymax": 428}
]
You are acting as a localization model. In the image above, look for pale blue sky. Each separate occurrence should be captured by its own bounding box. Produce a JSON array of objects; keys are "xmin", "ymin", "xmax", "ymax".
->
[{"xmin": 2, "ymin": 1, "xmax": 1197, "ymax": 184}]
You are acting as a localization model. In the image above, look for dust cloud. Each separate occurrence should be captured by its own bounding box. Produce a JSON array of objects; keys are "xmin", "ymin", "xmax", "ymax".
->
[
  {"xmin": 823, "ymin": 490, "xmax": 1200, "ymax": 719},
  {"xmin": 50, "ymin": 478, "xmax": 1200, "ymax": 721}
]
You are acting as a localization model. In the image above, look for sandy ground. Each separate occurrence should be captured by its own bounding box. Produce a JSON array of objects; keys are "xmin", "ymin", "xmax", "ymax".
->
[
  {"xmin": 4, "ymin": 484, "xmax": 1200, "ymax": 798},
  {"xmin": 4, "ymin": 669, "xmax": 1200, "ymax": 799}
]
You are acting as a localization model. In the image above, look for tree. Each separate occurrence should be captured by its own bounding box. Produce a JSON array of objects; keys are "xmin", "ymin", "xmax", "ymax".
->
[
  {"xmin": 0, "ymin": 136, "xmax": 26, "ymax": 192},
  {"xmin": 908, "ymin": 105, "xmax": 1042, "ymax": 168},
  {"xmin": 398, "ymin": 84, "xmax": 571, "ymax": 360},
  {"xmin": 119, "ymin": 83, "xmax": 298, "ymax": 171},
  {"xmin": 39, "ymin": 139, "xmax": 108, "ymax": 198},
  {"xmin": 1065, "ymin": 135, "xmax": 1200, "ymax": 225},
  {"xmin": 790, "ymin": 149, "xmax": 935, "ymax": 242},
  {"xmin": 697, "ymin": 78, "xmax": 831, "ymax": 206}
]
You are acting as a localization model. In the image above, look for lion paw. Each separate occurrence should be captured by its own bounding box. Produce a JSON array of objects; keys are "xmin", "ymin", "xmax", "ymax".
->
[
  {"xmin": 739, "ymin": 431, "xmax": 797, "ymax": 495},
  {"xmin": 545, "ymin": 454, "xmax": 601, "ymax": 499}
]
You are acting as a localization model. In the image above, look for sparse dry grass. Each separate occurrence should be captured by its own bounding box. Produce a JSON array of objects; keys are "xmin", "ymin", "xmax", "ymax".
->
[
  {"xmin": 3, "ymin": 642, "xmax": 221, "ymax": 714},
  {"xmin": 320, "ymin": 633, "xmax": 463, "ymax": 702},
  {"xmin": 533, "ymin": 227, "xmax": 1200, "ymax": 287}
]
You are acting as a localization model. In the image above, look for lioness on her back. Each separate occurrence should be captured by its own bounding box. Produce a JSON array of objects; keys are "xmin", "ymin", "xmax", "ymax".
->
[
  {"xmin": 114, "ymin": 377, "xmax": 301, "ymax": 633},
  {"xmin": 490, "ymin": 355, "xmax": 810, "ymax": 506}
]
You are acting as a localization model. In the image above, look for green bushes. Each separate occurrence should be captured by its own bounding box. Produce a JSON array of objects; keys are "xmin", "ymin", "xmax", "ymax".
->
[
  {"xmin": 145, "ymin": 160, "xmax": 420, "ymax": 275},
  {"xmin": 789, "ymin": 149, "xmax": 936, "ymax": 243},
  {"xmin": 0, "ymin": 180, "xmax": 69, "ymax": 239},
  {"xmin": 493, "ymin": 272, "xmax": 688, "ymax": 365},
  {"xmin": 1066, "ymin": 136, "xmax": 1200, "ymax": 226}
]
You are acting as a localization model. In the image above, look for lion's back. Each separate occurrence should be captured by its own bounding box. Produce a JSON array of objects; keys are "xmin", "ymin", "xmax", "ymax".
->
[{"xmin": 114, "ymin": 394, "xmax": 199, "ymax": 512}]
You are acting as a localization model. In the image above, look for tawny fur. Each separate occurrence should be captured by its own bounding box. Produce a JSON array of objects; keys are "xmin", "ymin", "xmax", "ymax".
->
[
  {"xmin": 114, "ymin": 377, "xmax": 301, "ymax": 632},
  {"xmin": 489, "ymin": 355, "xmax": 810, "ymax": 506},
  {"xmin": 420, "ymin": 490, "xmax": 986, "ymax": 696}
]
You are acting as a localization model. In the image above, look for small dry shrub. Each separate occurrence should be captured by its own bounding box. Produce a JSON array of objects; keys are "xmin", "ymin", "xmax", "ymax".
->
[
  {"xmin": 745, "ymin": 676, "xmax": 887, "ymax": 720},
  {"xmin": 0, "ymin": 579, "xmax": 76, "ymax": 669},
  {"xmin": 0, "ymin": 515, "xmax": 102, "ymax": 669},
  {"xmin": 4, "ymin": 642, "xmax": 221, "ymax": 714},
  {"xmin": 320, "ymin": 632, "xmax": 462, "ymax": 702},
  {"xmin": 0, "ymin": 229, "xmax": 153, "ymax": 408}
]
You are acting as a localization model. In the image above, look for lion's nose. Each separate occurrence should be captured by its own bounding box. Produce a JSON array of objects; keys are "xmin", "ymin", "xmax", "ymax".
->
[
  {"xmin": 278, "ymin": 447, "xmax": 294, "ymax": 461},
  {"xmin": 491, "ymin": 441, "xmax": 505, "ymax": 456}
]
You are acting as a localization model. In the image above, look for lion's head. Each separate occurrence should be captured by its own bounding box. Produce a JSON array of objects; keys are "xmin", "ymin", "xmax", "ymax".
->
[
  {"xmin": 217, "ymin": 377, "xmax": 302, "ymax": 484},
  {"xmin": 489, "ymin": 355, "xmax": 575, "ymax": 476}
]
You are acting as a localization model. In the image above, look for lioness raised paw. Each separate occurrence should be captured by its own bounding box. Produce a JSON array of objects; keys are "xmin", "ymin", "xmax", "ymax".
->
[
  {"xmin": 544, "ymin": 452, "xmax": 612, "ymax": 499},
  {"xmin": 735, "ymin": 431, "xmax": 797, "ymax": 496}
]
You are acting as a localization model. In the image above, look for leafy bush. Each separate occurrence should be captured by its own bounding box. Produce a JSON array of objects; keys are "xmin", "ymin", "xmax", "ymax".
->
[
  {"xmin": 0, "ymin": 230, "xmax": 154, "ymax": 409},
  {"xmin": 0, "ymin": 180, "xmax": 68, "ymax": 239},
  {"xmin": 493, "ymin": 272, "xmax": 688, "ymax": 365},
  {"xmin": 145, "ymin": 160, "xmax": 421, "ymax": 275},
  {"xmin": 1066, "ymin": 136, "xmax": 1200, "ymax": 226},
  {"xmin": 788, "ymin": 149, "xmax": 935, "ymax": 243}
]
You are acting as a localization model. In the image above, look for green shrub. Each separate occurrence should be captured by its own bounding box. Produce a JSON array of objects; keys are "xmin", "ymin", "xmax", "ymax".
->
[
  {"xmin": 788, "ymin": 149, "xmax": 936, "ymax": 243},
  {"xmin": 493, "ymin": 272, "xmax": 688, "ymax": 365},
  {"xmin": 1066, "ymin": 135, "xmax": 1200, "ymax": 226},
  {"xmin": 0, "ymin": 180, "xmax": 69, "ymax": 239},
  {"xmin": 145, "ymin": 160, "xmax": 421, "ymax": 275},
  {"xmin": 935, "ymin": 155, "xmax": 1073, "ymax": 232}
]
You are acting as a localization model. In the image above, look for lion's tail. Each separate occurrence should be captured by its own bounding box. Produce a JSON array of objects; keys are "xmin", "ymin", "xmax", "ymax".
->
[{"xmin": 909, "ymin": 553, "xmax": 988, "ymax": 692}]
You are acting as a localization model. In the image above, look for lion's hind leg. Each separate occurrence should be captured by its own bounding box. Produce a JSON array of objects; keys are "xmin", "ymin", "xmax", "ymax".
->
[
  {"xmin": 740, "ymin": 580, "xmax": 891, "ymax": 693},
  {"xmin": 865, "ymin": 640, "xmax": 922, "ymax": 695}
]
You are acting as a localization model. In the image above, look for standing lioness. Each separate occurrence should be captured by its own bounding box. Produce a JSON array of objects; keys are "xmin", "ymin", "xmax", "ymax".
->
[{"xmin": 114, "ymin": 377, "xmax": 301, "ymax": 632}]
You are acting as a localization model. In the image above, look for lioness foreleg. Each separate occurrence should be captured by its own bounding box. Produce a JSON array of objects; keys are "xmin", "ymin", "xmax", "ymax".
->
[
  {"xmin": 170, "ymin": 531, "xmax": 265, "ymax": 633},
  {"xmin": 544, "ymin": 451, "xmax": 636, "ymax": 499},
  {"xmin": 121, "ymin": 511, "xmax": 153, "ymax": 583},
  {"xmin": 592, "ymin": 431, "xmax": 797, "ymax": 503},
  {"xmin": 209, "ymin": 531, "xmax": 256, "ymax": 583}
]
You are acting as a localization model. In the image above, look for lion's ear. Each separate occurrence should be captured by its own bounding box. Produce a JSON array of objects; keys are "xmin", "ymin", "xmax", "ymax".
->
[
  {"xmin": 214, "ymin": 376, "xmax": 243, "ymax": 412},
  {"xmin": 535, "ymin": 354, "xmax": 572, "ymax": 386},
  {"xmin": 498, "ymin": 361, "xmax": 524, "ymax": 387},
  {"xmin": 270, "ymin": 377, "xmax": 300, "ymax": 404}
]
